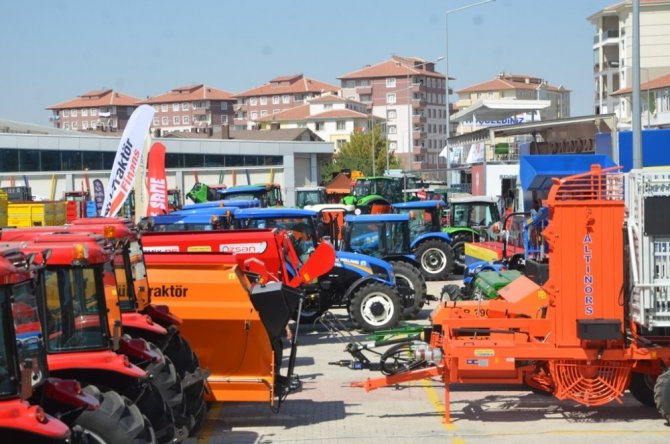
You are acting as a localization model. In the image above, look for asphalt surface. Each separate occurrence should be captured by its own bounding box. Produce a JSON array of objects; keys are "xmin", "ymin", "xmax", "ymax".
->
[{"xmin": 187, "ymin": 280, "xmax": 670, "ymax": 444}]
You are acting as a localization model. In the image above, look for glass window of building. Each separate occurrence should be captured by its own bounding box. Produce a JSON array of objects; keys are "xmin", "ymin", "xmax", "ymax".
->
[{"xmin": 173, "ymin": 103, "xmax": 179, "ymax": 111}]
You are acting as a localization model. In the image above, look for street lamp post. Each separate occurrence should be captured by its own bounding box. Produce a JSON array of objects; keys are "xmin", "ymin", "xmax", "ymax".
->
[{"xmin": 445, "ymin": 0, "xmax": 496, "ymax": 186}]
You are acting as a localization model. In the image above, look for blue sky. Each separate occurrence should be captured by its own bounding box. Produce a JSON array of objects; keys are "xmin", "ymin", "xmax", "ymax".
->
[{"xmin": 1, "ymin": 0, "xmax": 614, "ymax": 125}]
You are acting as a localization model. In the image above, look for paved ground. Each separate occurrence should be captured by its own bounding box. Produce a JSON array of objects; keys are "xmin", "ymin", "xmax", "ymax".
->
[{"xmin": 187, "ymin": 280, "xmax": 670, "ymax": 444}]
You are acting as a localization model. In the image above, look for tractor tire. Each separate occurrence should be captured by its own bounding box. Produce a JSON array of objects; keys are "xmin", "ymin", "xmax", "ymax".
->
[
  {"xmin": 450, "ymin": 233, "xmax": 476, "ymax": 272},
  {"xmin": 389, "ymin": 261, "xmax": 426, "ymax": 319},
  {"xmin": 654, "ymin": 368, "xmax": 670, "ymax": 423},
  {"xmin": 629, "ymin": 372, "xmax": 656, "ymax": 407},
  {"xmin": 162, "ymin": 332, "xmax": 207, "ymax": 436},
  {"xmin": 415, "ymin": 239, "xmax": 455, "ymax": 281},
  {"xmin": 348, "ymin": 282, "xmax": 402, "ymax": 332},
  {"xmin": 130, "ymin": 380, "xmax": 179, "ymax": 444},
  {"xmin": 144, "ymin": 343, "xmax": 190, "ymax": 436},
  {"xmin": 74, "ymin": 385, "xmax": 156, "ymax": 444}
]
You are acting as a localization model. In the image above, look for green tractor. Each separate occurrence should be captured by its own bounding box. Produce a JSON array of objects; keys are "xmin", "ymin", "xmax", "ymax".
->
[
  {"xmin": 342, "ymin": 175, "xmax": 423, "ymax": 214},
  {"xmin": 445, "ymin": 196, "xmax": 501, "ymax": 269}
]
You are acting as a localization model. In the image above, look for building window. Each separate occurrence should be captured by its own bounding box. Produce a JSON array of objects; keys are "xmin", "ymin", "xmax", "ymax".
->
[
  {"xmin": 388, "ymin": 125, "xmax": 397, "ymax": 134},
  {"xmin": 389, "ymin": 141, "xmax": 397, "ymax": 151},
  {"xmin": 71, "ymin": 121, "xmax": 78, "ymax": 129},
  {"xmin": 63, "ymin": 109, "xmax": 70, "ymax": 117},
  {"xmin": 182, "ymin": 116, "xmax": 189, "ymax": 124},
  {"xmin": 81, "ymin": 108, "xmax": 88, "ymax": 116},
  {"xmin": 173, "ymin": 103, "xmax": 179, "ymax": 111},
  {"xmin": 260, "ymin": 97, "xmax": 267, "ymax": 105},
  {"xmin": 64, "ymin": 123, "xmax": 70, "ymax": 129},
  {"xmin": 336, "ymin": 139, "xmax": 346, "ymax": 150},
  {"xmin": 221, "ymin": 115, "xmax": 228, "ymax": 124},
  {"xmin": 251, "ymin": 111, "xmax": 258, "ymax": 120},
  {"xmin": 261, "ymin": 110, "xmax": 267, "ymax": 117},
  {"xmin": 272, "ymin": 96, "xmax": 280, "ymax": 105},
  {"xmin": 387, "ymin": 109, "xmax": 397, "ymax": 120},
  {"xmin": 162, "ymin": 116, "xmax": 168, "ymax": 125},
  {"xmin": 153, "ymin": 117, "xmax": 160, "ymax": 126},
  {"xmin": 71, "ymin": 109, "xmax": 78, "ymax": 117},
  {"xmin": 282, "ymin": 95, "xmax": 290, "ymax": 104},
  {"xmin": 360, "ymin": 94, "xmax": 372, "ymax": 102},
  {"xmin": 387, "ymin": 93, "xmax": 396, "ymax": 104},
  {"xmin": 336, "ymin": 121, "xmax": 346, "ymax": 130},
  {"xmin": 90, "ymin": 108, "xmax": 97, "ymax": 116},
  {"xmin": 173, "ymin": 116, "xmax": 180, "ymax": 125},
  {"xmin": 386, "ymin": 78, "xmax": 396, "ymax": 88},
  {"xmin": 250, "ymin": 97, "xmax": 257, "ymax": 106},
  {"xmin": 182, "ymin": 102, "xmax": 189, "ymax": 111},
  {"xmin": 161, "ymin": 104, "xmax": 168, "ymax": 112},
  {"xmin": 221, "ymin": 102, "xmax": 228, "ymax": 110},
  {"xmin": 153, "ymin": 105, "xmax": 159, "ymax": 112},
  {"xmin": 127, "ymin": 107, "xmax": 134, "ymax": 116},
  {"xmin": 315, "ymin": 122, "xmax": 323, "ymax": 131},
  {"xmin": 82, "ymin": 121, "xmax": 88, "ymax": 129}
]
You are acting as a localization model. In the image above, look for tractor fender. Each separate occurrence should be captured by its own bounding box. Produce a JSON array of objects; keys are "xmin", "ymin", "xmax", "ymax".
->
[
  {"xmin": 342, "ymin": 275, "xmax": 390, "ymax": 304},
  {"xmin": 121, "ymin": 312, "xmax": 169, "ymax": 336},
  {"xmin": 443, "ymin": 226, "xmax": 478, "ymax": 238},
  {"xmin": 382, "ymin": 254, "xmax": 420, "ymax": 270},
  {"xmin": 410, "ymin": 232, "xmax": 452, "ymax": 250}
]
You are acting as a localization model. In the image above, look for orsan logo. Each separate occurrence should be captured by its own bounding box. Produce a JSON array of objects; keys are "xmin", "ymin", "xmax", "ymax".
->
[
  {"xmin": 219, "ymin": 242, "xmax": 268, "ymax": 254},
  {"xmin": 143, "ymin": 246, "xmax": 179, "ymax": 253}
]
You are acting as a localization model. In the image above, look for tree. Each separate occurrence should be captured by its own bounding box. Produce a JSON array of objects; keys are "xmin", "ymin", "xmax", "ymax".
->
[{"xmin": 321, "ymin": 124, "xmax": 401, "ymax": 182}]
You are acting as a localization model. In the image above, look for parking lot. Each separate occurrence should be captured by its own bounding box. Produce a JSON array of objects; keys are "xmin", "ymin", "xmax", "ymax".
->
[{"xmin": 188, "ymin": 281, "xmax": 670, "ymax": 444}]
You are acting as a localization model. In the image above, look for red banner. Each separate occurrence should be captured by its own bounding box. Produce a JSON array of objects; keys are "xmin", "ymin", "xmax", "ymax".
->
[{"xmin": 146, "ymin": 142, "xmax": 168, "ymax": 216}]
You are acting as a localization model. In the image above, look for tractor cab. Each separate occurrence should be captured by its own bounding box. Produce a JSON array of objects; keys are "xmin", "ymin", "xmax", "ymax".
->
[
  {"xmin": 392, "ymin": 200, "xmax": 445, "ymax": 238},
  {"xmin": 218, "ymin": 184, "xmax": 283, "ymax": 207},
  {"xmin": 295, "ymin": 186, "xmax": 327, "ymax": 208},
  {"xmin": 342, "ymin": 214, "xmax": 411, "ymax": 260}
]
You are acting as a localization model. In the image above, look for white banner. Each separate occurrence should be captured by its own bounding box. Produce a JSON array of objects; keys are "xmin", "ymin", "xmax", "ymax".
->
[
  {"xmin": 101, "ymin": 105, "xmax": 155, "ymax": 217},
  {"xmin": 466, "ymin": 143, "xmax": 486, "ymax": 164}
]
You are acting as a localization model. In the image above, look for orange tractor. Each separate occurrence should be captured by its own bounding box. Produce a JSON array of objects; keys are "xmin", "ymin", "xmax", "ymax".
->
[
  {"xmin": 141, "ymin": 228, "xmax": 335, "ymax": 405},
  {"xmin": 342, "ymin": 165, "xmax": 670, "ymax": 422}
]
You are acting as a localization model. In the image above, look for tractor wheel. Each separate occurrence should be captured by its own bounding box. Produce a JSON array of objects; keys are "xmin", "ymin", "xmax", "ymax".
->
[
  {"xmin": 162, "ymin": 332, "xmax": 207, "ymax": 436},
  {"xmin": 415, "ymin": 239, "xmax": 455, "ymax": 281},
  {"xmin": 296, "ymin": 296, "xmax": 325, "ymax": 325},
  {"xmin": 450, "ymin": 233, "xmax": 476, "ymax": 272},
  {"xmin": 130, "ymin": 379, "xmax": 178, "ymax": 444},
  {"xmin": 144, "ymin": 343, "xmax": 190, "ymax": 436},
  {"xmin": 389, "ymin": 261, "xmax": 427, "ymax": 319},
  {"xmin": 629, "ymin": 372, "xmax": 656, "ymax": 407},
  {"xmin": 654, "ymin": 368, "xmax": 670, "ymax": 423},
  {"xmin": 348, "ymin": 282, "xmax": 402, "ymax": 332},
  {"xmin": 74, "ymin": 385, "xmax": 156, "ymax": 444}
]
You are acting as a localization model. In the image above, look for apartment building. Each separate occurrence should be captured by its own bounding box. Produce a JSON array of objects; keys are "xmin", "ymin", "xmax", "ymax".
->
[
  {"xmin": 611, "ymin": 73, "xmax": 670, "ymax": 127},
  {"xmin": 141, "ymin": 84, "xmax": 236, "ymax": 136},
  {"xmin": 233, "ymin": 74, "xmax": 339, "ymax": 130},
  {"xmin": 588, "ymin": 0, "xmax": 670, "ymax": 125},
  {"xmin": 338, "ymin": 56, "xmax": 446, "ymax": 176},
  {"xmin": 258, "ymin": 94, "xmax": 380, "ymax": 152},
  {"xmin": 452, "ymin": 73, "xmax": 570, "ymax": 135},
  {"xmin": 46, "ymin": 89, "xmax": 140, "ymax": 132}
]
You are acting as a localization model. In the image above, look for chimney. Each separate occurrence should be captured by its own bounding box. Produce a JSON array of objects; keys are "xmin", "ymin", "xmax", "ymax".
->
[{"xmin": 220, "ymin": 124, "xmax": 230, "ymax": 139}]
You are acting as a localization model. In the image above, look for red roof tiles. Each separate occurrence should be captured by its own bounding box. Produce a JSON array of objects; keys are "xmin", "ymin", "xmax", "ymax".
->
[
  {"xmin": 234, "ymin": 74, "xmax": 338, "ymax": 98},
  {"xmin": 611, "ymin": 73, "xmax": 670, "ymax": 95},
  {"xmin": 339, "ymin": 55, "xmax": 446, "ymax": 80},
  {"xmin": 47, "ymin": 89, "xmax": 141, "ymax": 110},
  {"xmin": 141, "ymin": 84, "xmax": 235, "ymax": 104}
]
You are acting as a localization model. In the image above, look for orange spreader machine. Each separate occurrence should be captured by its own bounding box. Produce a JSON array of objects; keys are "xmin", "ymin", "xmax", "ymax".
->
[{"xmin": 350, "ymin": 165, "xmax": 670, "ymax": 422}]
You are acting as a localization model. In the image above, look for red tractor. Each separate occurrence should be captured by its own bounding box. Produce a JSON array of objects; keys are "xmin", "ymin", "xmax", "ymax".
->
[
  {"xmin": 12, "ymin": 233, "xmax": 184, "ymax": 443},
  {"xmin": 0, "ymin": 245, "xmax": 156, "ymax": 443}
]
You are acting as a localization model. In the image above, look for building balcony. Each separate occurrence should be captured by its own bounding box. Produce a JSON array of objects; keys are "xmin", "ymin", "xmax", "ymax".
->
[
  {"xmin": 233, "ymin": 104, "xmax": 244, "ymax": 112},
  {"xmin": 412, "ymin": 114, "xmax": 427, "ymax": 124},
  {"xmin": 593, "ymin": 29, "xmax": 619, "ymax": 46},
  {"xmin": 192, "ymin": 108, "xmax": 209, "ymax": 116}
]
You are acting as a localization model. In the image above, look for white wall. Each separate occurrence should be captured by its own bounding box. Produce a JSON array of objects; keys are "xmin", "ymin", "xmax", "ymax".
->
[{"xmin": 485, "ymin": 164, "xmax": 520, "ymax": 197}]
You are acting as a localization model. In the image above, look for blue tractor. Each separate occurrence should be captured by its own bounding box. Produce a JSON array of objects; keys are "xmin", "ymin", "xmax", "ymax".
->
[
  {"xmin": 391, "ymin": 200, "xmax": 456, "ymax": 280},
  {"xmin": 339, "ymin": 214, "xmax": 428, "ymax": 317},
  {"xmin": 231, "ymin": 208, "xmax": 404, "ymax": 331}
]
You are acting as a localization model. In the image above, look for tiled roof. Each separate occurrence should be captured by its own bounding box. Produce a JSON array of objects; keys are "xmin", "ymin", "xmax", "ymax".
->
[
  {"xmin": 141, "ymin": 84, "xmax": 235, "ymax": 104},
  {"xmin": 163, "ymin": 127, "xmax": 323, "ymax": 141},
  {"xmin": 307, "ymin": 109, "xmax": 369, "ymax": 120},
  {"xmin": 234, "ymin": 75, "xmax": 339, "ymax": 98},
  {"xmin": 259, "ymin": 104, "xmax": 311, "ymax": 122},
  {"xmin": 611, "ymin": 73, "xmax": 670, "ymax": 95},
  {"xmin": 339, "ymin": 55, "xmax": 446, "ymax": 80},
  {"xmin": 46, "ymin": 89, "xmax": 141, "ymax": 110},
  {"xmin": 309, "ymin": 94, "xmax": 347, "ymax": 104},
  {"xmin": 456, "ymin": 74, "xmax": 568, "ymax": 93}
]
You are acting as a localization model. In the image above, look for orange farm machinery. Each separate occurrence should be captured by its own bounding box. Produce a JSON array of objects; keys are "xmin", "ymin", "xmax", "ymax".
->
[{"xmin": 344, "ymin": 165, "xmax": 670, "ymax": 423}]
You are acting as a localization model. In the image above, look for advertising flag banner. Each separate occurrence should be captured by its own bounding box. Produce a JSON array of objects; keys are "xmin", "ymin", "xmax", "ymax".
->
[
  {"xmin": 146, "ymin": 142, "xmax": 168, "ymax": 216},
  {"xmin": 100, "ymin": 104, "xmax": 155, "ymax": 217},
  {"xmin": 92, "ymin": 179, "xmax": 105, "ymax": 216}
]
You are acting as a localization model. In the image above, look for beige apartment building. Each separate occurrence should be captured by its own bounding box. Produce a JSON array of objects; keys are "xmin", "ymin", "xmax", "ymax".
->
[
  {"xmin": 47, "ymin": 89, "xmax": 140, "ymax": 132},
  {"xmin": 588, "ymin": 0, "xmax": 670, "ymax": 126},
  {"xmin": 233, "ymin": 74, "xmax": 339, "ymax": 130},
  {"xmin": 258, "ymin": 94, "xmax": 380, "ymax": 151},
  {"xmin": 141, "ymin": 84, "xmax": 236, "ymax": 136},
  {"xmin": 338, "ymin": 56, "xmax": 447, "ymax": 175}
]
